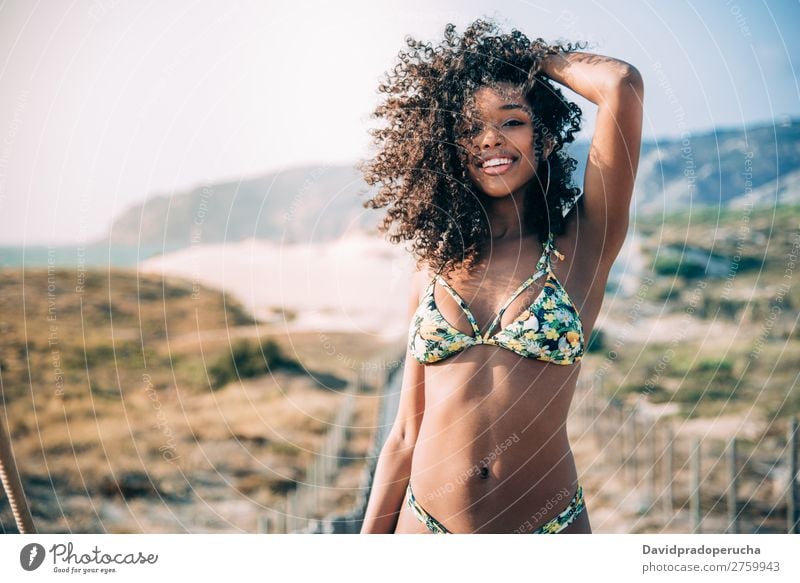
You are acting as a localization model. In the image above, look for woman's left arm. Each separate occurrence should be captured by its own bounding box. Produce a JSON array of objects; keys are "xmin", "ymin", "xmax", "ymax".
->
[{"xmin": 540, "ymin": 51, "xmax": 644, "ymax": 269}]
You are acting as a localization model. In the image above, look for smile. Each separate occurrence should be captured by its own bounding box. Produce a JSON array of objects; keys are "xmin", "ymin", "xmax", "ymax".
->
[{"xmin": 481, "ymin": 157, "xmax": 517, "ymax": 176}]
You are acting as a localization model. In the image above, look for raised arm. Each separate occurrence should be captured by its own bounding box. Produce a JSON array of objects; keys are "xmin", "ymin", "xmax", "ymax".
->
[
  {"xmin": 360, "ymin": 268, "xmax": 427, "ymax": 533},
  {"xmin": 540, "ymin": 51, "xmax": 644, "ymax": 268}
]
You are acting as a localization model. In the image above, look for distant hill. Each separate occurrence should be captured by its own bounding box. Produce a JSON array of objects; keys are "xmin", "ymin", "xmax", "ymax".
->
[
  {"xmin": 636, "ymin": 117, "xmax": 800, "ymax": 212},
  {"xmin": 104, "ymin": 164, "xmax": 376, "ymax": 246},
  {"xmin": 102, "ymin": 118, "xmax": 799, "ymax": 249}
]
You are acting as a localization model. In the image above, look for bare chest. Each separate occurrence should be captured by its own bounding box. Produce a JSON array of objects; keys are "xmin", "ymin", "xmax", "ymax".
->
[{"xmin": 429, "ymin": 237, "xmax": 589, "ymax": 340}]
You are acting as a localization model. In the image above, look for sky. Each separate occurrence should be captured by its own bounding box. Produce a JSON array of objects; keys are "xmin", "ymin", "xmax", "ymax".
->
[{"xmin": 0, "ymin": 0, "xmax": 798, "ymax": 245}]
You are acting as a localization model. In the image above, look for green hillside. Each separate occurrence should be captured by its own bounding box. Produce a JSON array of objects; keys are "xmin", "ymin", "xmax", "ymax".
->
[{"xmin": 598, "ymin": 203, "xmax": 799, "ymax": 419}]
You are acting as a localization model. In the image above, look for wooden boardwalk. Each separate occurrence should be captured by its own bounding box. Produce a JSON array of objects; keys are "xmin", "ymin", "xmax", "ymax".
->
[{"xmin": 263, "ymin": 354, "xmax": 798, "ymax": 534}]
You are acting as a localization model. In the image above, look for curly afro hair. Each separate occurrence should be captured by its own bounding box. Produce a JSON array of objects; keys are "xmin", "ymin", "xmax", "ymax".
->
[{"xmin": 359, "ymin": 18, "xmax": 587, "ymax": 277}]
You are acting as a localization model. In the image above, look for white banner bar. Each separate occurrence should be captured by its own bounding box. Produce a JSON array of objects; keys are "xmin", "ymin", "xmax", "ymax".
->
[{"xmin": 1, "ymin": 534, "xmax": 798, "ymax": 582}]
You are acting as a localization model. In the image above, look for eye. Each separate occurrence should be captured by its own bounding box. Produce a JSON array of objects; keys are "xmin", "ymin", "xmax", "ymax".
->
[{"xmin": 504, "ymin": 119, "xmax": 525, "ymax": 127}]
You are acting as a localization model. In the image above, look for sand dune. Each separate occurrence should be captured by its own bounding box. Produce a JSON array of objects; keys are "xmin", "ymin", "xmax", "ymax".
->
[
  {"xmin": 138, "ymin": 228, "xmax": 647, "ymax": 342},
  {"xmin": 139, "ymin": 230, "xmax": 417, "ymax": 341}
]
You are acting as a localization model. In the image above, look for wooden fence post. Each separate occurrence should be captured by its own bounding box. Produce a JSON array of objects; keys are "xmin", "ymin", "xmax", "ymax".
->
[
  {"xmin": 257, "ymin": 515, "xmax": 271, "ymax": 534},
  {"xmin": 278, "ymin": 495, "xmax": 287, "ymax": 533},
  {"xmin": 663, "ymin": 424, "xmax": 674, "ymax": 518},
  {"xmin": 584, "ymin": 378, "xmax": 590, "ymax": 429},
  {"xmin": 592, "ymin": 377, "xmax": 602, "ymax": 451},
  {"xmin": 618, "ymin": 405, "xmax": 626, "ymax": 482},
  {"xmin": 648, "ymin": 420, "xmax": 657, "ymax": 509},
  {"xmin": 603, "ymin": 380, "xmax": 612, "ymax": 456},
  {"xmin": 287, "ymin": 488, "xmax": 295, "ymax": 533},
  {"xmin": 727, "ymin": 437, "xmax": 739, "ymax": 534},
  {"xmin": 606, "ymin": 394, "xmax": 613, "ymax": 457},
  {"xmin": 691, "ymin": 437, "xmax": 701, "ymax": 534},
  {"xmin": 630, "ymin": 410, "xmax": 639, "ymax": 485},
  {"xmin": 575, "ymin": 379, "xmax": 592, "ymax": 429},
  {"xmin": 600, "ymin": 395, "xmax": 609, "ymax": 453},
  {"xmin": 313, "ymin": 454, "xmax": 321, "ymax": 516},
  {"xmin": 788, "ymin": 416, "xmax": 798, "ymax": 534},
  {"xmin": 593, "ymin": 376, "xmax": 602, "ymax": 450}
]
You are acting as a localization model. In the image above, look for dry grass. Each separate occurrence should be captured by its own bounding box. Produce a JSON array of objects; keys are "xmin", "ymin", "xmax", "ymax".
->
[{"xmin": 0, "ymin": 267, "xmax": 390, "ymax": 533}]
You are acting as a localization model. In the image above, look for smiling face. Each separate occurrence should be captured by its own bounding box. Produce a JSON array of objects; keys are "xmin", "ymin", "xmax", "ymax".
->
[{"xmin": 457, "ymin": 82, "xmax": 549, "ymax": 200}]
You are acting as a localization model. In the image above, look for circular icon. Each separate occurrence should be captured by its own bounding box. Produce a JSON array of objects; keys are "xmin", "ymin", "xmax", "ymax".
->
[{"xmin": 19, "ymin": 543, "xmax": 46, "ymax": 571}]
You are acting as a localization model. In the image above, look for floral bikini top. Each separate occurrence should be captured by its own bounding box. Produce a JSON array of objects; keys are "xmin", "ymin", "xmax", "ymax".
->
[{"xmin": 407, "ymin": 197, "xmax": 585, "ymax": 366}]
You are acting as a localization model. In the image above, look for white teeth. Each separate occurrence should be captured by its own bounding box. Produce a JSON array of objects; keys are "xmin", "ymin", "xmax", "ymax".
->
[{"xmin": 482, "ymin": 157, "xmax": 513, "ymax": 168}]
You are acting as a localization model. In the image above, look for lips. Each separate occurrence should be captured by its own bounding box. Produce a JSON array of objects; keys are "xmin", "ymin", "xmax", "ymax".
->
[{"xmin": 480, "ymin": 156, "xmax": 517, "ymax": 176}]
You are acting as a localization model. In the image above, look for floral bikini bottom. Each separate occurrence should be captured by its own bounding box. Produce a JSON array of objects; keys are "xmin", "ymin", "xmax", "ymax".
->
[{"xmin": 405, "ymin": 482, "xmax": 585, "ymax": 534}]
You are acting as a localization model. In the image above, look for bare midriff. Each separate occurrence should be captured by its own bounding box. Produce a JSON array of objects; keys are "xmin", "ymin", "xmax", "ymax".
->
[{"xmin": 405, "ymin": 346, "xmax": 583, "ymax": 534}]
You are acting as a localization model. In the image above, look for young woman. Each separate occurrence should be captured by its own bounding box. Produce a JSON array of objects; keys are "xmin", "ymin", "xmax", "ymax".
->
[{"xmin": 359, "ymin": 18, "xmax": 643, "ymax": 534}]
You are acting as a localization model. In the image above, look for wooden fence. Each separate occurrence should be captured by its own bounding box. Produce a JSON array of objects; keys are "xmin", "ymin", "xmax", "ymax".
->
[
  {"xmin": 571, "ymin": 374, "xmax": 799, "ymax": 533},
  {"xmin": 266, "ymin": 354, "xmax": 798, "ymax": 534},
  {"xmin": 259, "ymin": 363, "xmax": 400, "ymax": 533}
]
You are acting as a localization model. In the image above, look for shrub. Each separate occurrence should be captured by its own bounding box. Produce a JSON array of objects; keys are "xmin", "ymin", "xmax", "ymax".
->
[
  {"xmin": 208, "ymin": 338, "xmax": 299, "ymax": 390},
  {"xmin": 690, "ymin": 357, "xmax": 735, "ymax": 384},
  {"xmin": 652, "ymin": 256, "xmax": 706, "ymax": 279},
  {"xmin": 637, "ymin": 384, "xmax": 672, "ymax": 403},
  {"xmin": 673, "ymin": 381, "xmax": 739, "ymax": 403},
  {"xmin": 653, "ymin": 285, "xmax": 680, "ymax": 301},
  {"xmin": 693, "ymin": 357, "xmax": 734, "ymax": 376}
]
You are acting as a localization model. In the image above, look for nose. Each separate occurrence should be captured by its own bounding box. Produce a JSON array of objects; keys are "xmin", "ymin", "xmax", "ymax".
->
[{"xmin": 477, "ymin": 123, "xmax": 504, "ymax": 149}]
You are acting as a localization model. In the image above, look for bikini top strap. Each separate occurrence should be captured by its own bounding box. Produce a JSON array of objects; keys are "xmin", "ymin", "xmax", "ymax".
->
[
  {"xmin": 423, "ymin": 263, "xmax": 443, "ymax": 296},
  {"xmin": 543, "ymin": 232, "xmax": 565, "ymax": 269}
]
